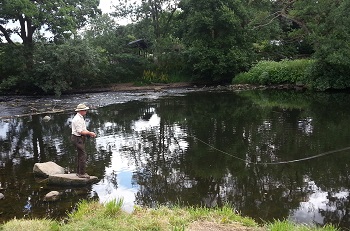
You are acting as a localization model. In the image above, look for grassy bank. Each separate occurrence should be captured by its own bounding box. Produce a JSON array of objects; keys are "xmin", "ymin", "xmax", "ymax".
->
[
  {"xmin": 0, "ymin": 199, "xmax": 339, "ymax": 231},
  {"xmin": 233, "ymin": 59, "xmax": 315, "ymax": 87}
]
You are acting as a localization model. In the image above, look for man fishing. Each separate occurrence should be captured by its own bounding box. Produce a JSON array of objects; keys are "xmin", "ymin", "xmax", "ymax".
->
[{"xmin": 71, "ymin": 103, "xmax": 96, "ymax": 178}]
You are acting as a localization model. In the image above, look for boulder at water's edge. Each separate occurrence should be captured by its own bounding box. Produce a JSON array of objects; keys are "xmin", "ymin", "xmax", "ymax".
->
[
  {"xmin": 33, "ymin": 162, "xmax": 99, "ymax": 186},
  {"xmin": 48, "ymin": 174, "xmax": 99, "ymax": 186},
  {"xmin": 33, "ymin": 161, "xmax": 65, "ymax": 177}
]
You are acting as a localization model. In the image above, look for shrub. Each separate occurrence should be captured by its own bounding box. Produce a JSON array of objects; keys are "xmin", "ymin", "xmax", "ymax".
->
[
  {"xmin": 233, "ymin": 59, "xmax": 315, "ymax": 86},
  {"xmin": 305, "ymin": 60, "xmax": 350, "ymax": 91}
]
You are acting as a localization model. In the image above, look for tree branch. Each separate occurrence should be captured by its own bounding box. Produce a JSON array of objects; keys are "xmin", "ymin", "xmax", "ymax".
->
[
  {"xmin": 0, "ymin": 25, "xmax": 15, "ymax": 44},
  {"xmin": 280, "ymin": 9, "xmax": 310, "ymax": 34},
  {"xmin": 251, "ymin": 12, "xmax": 281, "ymax": 30}
]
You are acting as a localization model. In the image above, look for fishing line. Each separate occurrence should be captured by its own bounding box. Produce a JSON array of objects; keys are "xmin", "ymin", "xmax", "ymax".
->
[{"xmin": 188, "ymin": 135, "xmax": 350, "ymax": 165}]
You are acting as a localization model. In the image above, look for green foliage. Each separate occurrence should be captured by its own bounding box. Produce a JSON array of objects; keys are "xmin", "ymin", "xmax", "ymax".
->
[
  {"xmin": 266, "ymin": 220, "xmax": 339, "ymax": 231},
  {"xmin": 0, "ymin": 0, "xmax": 101, "ymax": 45},
  {"xmin": 179, "ymin": 0, "xmax": 255, "ymax": 83},
  {"xmin": 104, "ymin": 198, "xmax": 123, "ymax": 217},
  {"xmin": 272, "ymin": 0, "xmax": 350, "ymax": 90},
  {"xmin": 0, "ymin": 218, "xmax": 59, "ymax": 231},
  {"xmin": 1, "ymin": 0, "xmax": 350, "ymax": 94},
  {"xmin": 111, "ymin": 0, "xmax": 179, "ymax": 39},
  {"xmin": 0, "ymin": 76, "xmax": 20, "ymax": 92},
  {"xmin": 83, "ymin": 15, "xmax": 149, "ymax": 83},
  {"xmin": 2, "ymin": 201, "xmax": 340, "ymax": 230},
  {"xmin": 142, "ymin": 70, "xmax": 169, "ymax": 84},
  {"xmin": 306, "ymin": 61, "xmax": 350, "ymax": 91},
  {"xmin": 30, "ymin": 40, "xmax": 102, "ymax": 95},
  {"xmin": 233, "ymin": 59, "xmax": 315, "ymax": 85},
  {"xmin": 304, "ymin": 1, "xmax": 350, "ymax": 90},
  {"xmin": 0, "ymin": 44, "xmax": 26, "ymax": 92}
]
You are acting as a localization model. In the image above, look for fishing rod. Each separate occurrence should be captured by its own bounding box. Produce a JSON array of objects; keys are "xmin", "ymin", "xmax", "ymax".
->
[{"xmin": 188, "ymin": 135, "xmax": 350, "ymax": 165}]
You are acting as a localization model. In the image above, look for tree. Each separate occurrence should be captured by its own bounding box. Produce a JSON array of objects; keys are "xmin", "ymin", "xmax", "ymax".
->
[
  {"xmin": 178, "ymin": 0, "xmax": 255, "ymax": 83},
  {"xmin": 83, "ymin": 14, "xmax": 148, "ymax": 83},
  {"xmin": 247, "ymin": 0, "xmax": 313, "ymax": 61},
  {"xmin": 273, "ymin": 0, "xmax": 350, "ymax": 89},
  {"xmin": 30, "ymin": 40, "xmax": 102, "ymax": 95},
  {"xmin": 112, "ymin": 0, "xmax": 180, "ymax": 39},
  {"xmin": 0, "ymin": 0, "xmax": 101, "ymax": 45},
  {"xmin": 112, "ymin": 0, "xmax": 188, "ymax": 82}
]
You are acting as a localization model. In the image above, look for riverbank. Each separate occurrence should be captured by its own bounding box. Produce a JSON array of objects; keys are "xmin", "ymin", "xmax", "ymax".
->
[
  {"xmin": 65, "ymin": 82, "xmax": 306, "ymax": 94},
  {"xmin": 0, "ymin": 200, "xmax": 339, "ymax": 231},
  {"xmin": 63, "ymin": 82, "xmax": 196, "ymax": 94}
]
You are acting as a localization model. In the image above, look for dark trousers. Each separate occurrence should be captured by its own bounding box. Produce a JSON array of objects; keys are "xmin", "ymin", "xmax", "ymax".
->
[{"xmin": 71, "ymin": 135, "xmax": 86, "ymax": 175}]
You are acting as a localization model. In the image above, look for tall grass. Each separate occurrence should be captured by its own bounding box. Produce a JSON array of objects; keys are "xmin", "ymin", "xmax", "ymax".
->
[
  {"xmin": 233, "ymin": 59, "xmax": 315, "ymax": 86},
  {"xmin": 266, "ymin": 220, "xmax": 339, "ymax": 231},
  {"xmin": 0, "ymin": 201, "xmax": 340, "ymax": 231}
]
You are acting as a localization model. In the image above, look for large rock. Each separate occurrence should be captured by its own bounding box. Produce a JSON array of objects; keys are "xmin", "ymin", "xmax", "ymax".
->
[
  {"xmin": 33, "ymin": 161, "xmax": 65, "ymax": 177},
  {"xmin": 48, "ymin": 174, "xmax": 99, "ymax": 186}
]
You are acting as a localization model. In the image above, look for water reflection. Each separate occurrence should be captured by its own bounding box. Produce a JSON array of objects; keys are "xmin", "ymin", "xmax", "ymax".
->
[{"xmin": 1, "ymin": 90, "xmax": 350, "ymax": 229}]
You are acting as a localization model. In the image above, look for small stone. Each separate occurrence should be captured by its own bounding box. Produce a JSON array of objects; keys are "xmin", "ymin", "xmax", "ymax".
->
[
  {"xmin": 0, "ymin": 193, "xmax": 4, "ymax": 200},
  {"xmin": 43, "ymin": 115, "xmax": 51, "ymax": 122},
  {"xmin": 43, "ymin": 191, "xmax": 60, "ymax": 202}
]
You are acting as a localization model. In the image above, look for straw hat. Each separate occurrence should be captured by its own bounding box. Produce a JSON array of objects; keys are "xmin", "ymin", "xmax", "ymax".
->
[{"xmin": 75, "ymin": 103, "xmax": 90, "ymax": 111}]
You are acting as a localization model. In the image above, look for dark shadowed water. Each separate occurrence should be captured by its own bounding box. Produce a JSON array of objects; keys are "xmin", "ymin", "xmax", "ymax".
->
[{"xmin": 1, "ymin": 88, "xmax": 350, "ymax": 229}]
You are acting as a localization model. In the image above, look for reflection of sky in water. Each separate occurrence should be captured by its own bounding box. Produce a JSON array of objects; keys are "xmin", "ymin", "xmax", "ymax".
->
[
  {"xmin": 92, "ymin": 110, "xmax": 163, "ymax": 212},
  {"xmin": 0, "ymin": 105, "xmax": 345, "ymax": 225},
  {"xmin": 0, "ymin": 121, "xmax": 9, "ymax": 140},
  {"xmin": 132, "ymin": 110, "xmax": 159, "ymax": 132},
  {"xmin": 92, "ymin": 137, "xmax": 138, "ymax": 213},
  {"xmin": 93, "ymin": 110, "xmax": 188, "ymax": 212},
  {"xmin": 289, "ymin": 180, "xmax": 349, "ymax": 225}
]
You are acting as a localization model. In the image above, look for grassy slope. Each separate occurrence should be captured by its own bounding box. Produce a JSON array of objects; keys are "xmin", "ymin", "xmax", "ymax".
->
[{"xmin": 0, "ymin": 199, "xmax": 339, "ymax": 231}]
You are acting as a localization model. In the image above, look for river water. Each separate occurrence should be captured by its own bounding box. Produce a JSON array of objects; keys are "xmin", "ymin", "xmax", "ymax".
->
[{"xmin": 1, "ymin": 88, "xmax": 350, "ymax": 229}]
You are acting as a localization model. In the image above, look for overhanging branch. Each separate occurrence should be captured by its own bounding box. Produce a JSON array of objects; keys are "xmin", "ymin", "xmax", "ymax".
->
[{"xmin": 0, "ymin": 25, "xmax": 15, "ymax": 44}]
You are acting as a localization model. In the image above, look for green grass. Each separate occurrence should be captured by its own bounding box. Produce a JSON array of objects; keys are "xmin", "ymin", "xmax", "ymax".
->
[
  {"xmin": 0, "ymin": 200, "xmax": 340, "ymax": 231},
  {"xmin": 266, "ymin": 220, "xmax": 339, "ymax": 231}
]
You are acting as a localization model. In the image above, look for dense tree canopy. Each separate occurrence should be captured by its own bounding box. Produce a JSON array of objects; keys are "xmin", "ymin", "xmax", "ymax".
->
[
  {"xmin": 0, "ymin": 0, "xmax": 350, "ymax": 95},
  {"xmin": 0, "ymin": 0, "xmax": 101, "ymax": 45},
  {"xmin": 178, "ymin": 0, "xmax": 255, "ymax": 83}
]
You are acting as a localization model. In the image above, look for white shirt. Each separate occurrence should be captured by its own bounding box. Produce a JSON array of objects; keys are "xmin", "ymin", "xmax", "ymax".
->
[{"xmin": 71, "ymin": 113, "xmax": 86, "ymax": 136}]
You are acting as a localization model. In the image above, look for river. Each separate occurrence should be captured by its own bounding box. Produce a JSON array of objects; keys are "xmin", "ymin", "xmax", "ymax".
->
[{"xmin": 1, "ymin": 87, "xmax": 350, "ymax": 229}]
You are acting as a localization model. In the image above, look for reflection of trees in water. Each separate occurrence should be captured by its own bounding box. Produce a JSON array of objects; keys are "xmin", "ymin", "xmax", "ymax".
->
[
  {"xmin": 319, "ymin": 193, "xmax": 350, "ymax": 228},
  {"xmin": 2, "ymin": 91, "xmax": 350, "ymax": 227},
  {"xmin": 0, "ymin": 112, "xmax": 110, "ymax": 223},
  {"xmin": 121, "ymin": 92, "xmax": 350, "ymax": 228}
]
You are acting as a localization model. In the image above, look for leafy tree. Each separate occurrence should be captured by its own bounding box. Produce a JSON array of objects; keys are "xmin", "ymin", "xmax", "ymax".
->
[
  {"xmin": 83, "ymin": 14, "xmax": 149, "ymax": 83},
  {"xmin": 112, "ymin": 0, "xmax": 180, "ymax": 39},
  {"xmin": 244, "ymin": 0, "xmax": 313, "ymax": 61},
  {"xmin": 178, "ymin": 0, "xmax": 255, "ymax": 83},
  {"xmin": 0, "ymin": 44, "xmax": 28, "ymax": 95},
  {"xmin": 30, "ymin": 40, "xmax": 102, "ymax": 95},
  {"xmin": 276, "ymin": 0, "xmax": 350, "ymax": 89},
  {"xmin": 301, "ymin": 0, "xmax": 350, "ymax": 89},
  {"xmin": 112, "ymin": 0, "xmax": 188, "ymax": 82},
  {"xmin": 0, "ymin": 0, "xmax": 101, "ymax": 45}
]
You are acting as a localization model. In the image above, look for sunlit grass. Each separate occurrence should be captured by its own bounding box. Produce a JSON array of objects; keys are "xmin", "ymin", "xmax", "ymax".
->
[
  {"xmin": 0, "ymin": 201, "xmax": 340, "ymax": 231},
  {"xmin": 0, "ymin": 218, "xmax": 59, "ymax": 231},
  {"xmin": 265, "ymin": 220, "xmax": 339, "ymax": 231}
]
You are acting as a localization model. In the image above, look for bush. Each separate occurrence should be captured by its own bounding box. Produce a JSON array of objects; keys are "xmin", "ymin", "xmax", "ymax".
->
[
  {"xmin": 233, "ymin": 59, "xmax": 315, "ymax": 86},
  {"xmin": 31, "ymin": 41, "xmax": 103, "ymax": 96},
  {"xmin": 305, "ymin": 60, "xmax": 350, "ymax": 91}
]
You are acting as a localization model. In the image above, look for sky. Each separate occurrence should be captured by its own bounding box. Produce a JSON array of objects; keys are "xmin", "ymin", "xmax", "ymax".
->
[{"xmin": 99, "ymin": 0, "xmax": 115, "ymax": 14}]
